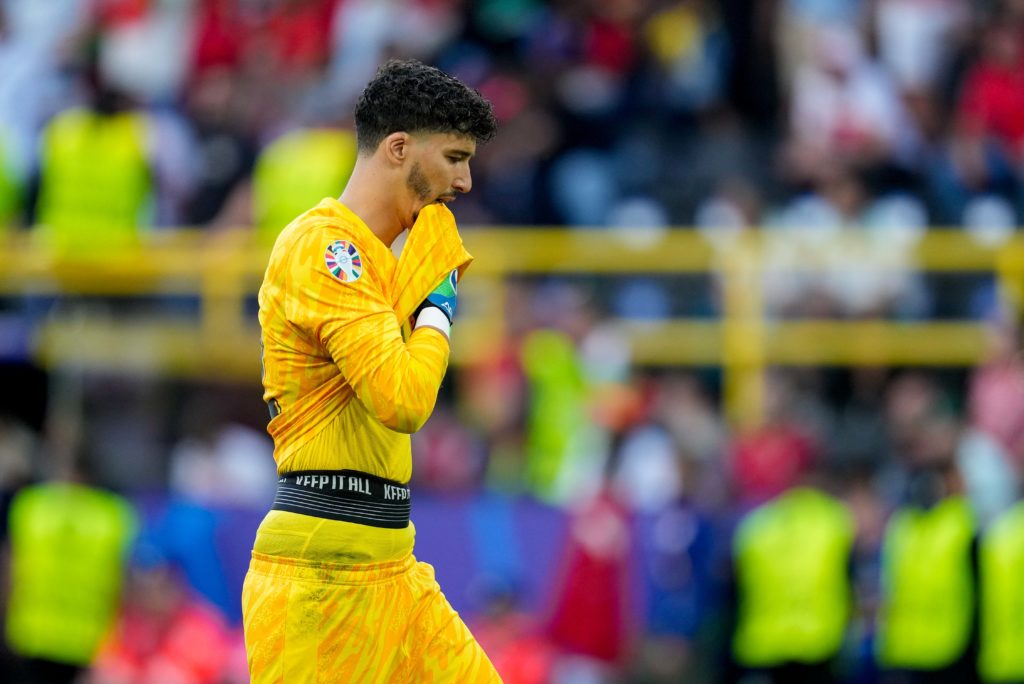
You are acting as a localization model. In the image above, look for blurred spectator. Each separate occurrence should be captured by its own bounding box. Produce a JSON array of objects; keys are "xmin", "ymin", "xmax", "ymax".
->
[
  {"xmin": 326, "ymin": 0, "xmax": 459, "ymax": 110},
  {"xmin": 647, "ymin": 373, "xmax": 728, "ymax": 509},
  {"xmin": 767, "ymin": 164, "xmax": 928, "ymax": 319},
  {"xmin": 729, "ymin": 479, "xmax": 855, "ymax": 683},
  {"xmin": 0, "ymin": 362, "xmax": 42, "ymax": 682},
  {"xmin": 695, "ymin": 175, "xmax": 763, "ymax": 246},
  {"xmin": 142, "ymin": 498, "xmax": 239, "ymax": 627},
  {"xmin": 629, "ymin": 443, "xmax": 721, "ymax": 683},
  {"xmin": 843, "ymin": 465, "xmax": 888, "ymax": 684},
  {"xmin": 548, "ymin": 148, "xmax": 618, "ymax": 226},
  {"xmin": 612, "ymin": 424, "xmax": 683, "ymax": 515},
  {"xmin": 520, "ymin": 325, "xmax": 604, "ymax": 504},
  {"xmin": 251, "ymin": 124, "xmax": 357, "ymax": 242},
  {"xmin": 644, "ymin": 0, "xmax": 730, "ymax": 115},
  {"xmin": 456, "ymin": 330, "xmax": 528, "ymax": 494},
  {"xmin": 956, "ymin": 17, "xmax": 1024, "ymax": 164},
  {"xmin": 4, "ymin": 459, "xmax": 137, "ymax": 684},
  {"xmin": 0, "ymin": 0, "xmax": 85, "ymax": 194},
  {"xmin": 189, "ymin": 0, "xmax": 245, "ymax": 77},
  {"xmin": 85, "ymin": 540, "xmax": 239, "ymax": 684},
  {"xmin": 874, "ymin": 0, "xmax": 968, "ymax": 93},
  {"xmin": 0, "ymin": 416, "xmax": 31, "ymax": 526},
  {"xmin": 957, "ymin": 427, "xmax": 1018, "ymax": 530},
  {"xmin": 874, "ymin": 421, "xmax": 979, "ymax": 682},
  {"xmin": 546, "ymin": 480, "xmax": 632, "ymax": 684},
  {"xmin": 728, "ymin": 371, "xmax": 820, "ymax": 506},
  {"xmin": 967, "ymin": 317, "xmax": 1024, "ymax": 469},
  {"xmin": 775, "ymin": 0, "xmax": 866, "ymax": 94},
  {"xmin": 179, "ymin": 67, "xmax": 257, "ymax": 228},
  {"xmin": 167, "ymin": 393, "xmax": 276, "ymax": 511},
  {"xmin": 921, "ymin": 10, "xmax": 1024, "ymax": 227},
  {"xmin": 827, "ymin": 367, "xmax": 891, "ymax": 472},
  {"xmin": 470, "ymin": 580, "xmax": 556, "ymax": 684},
  {"xmin": 872, "ymin": 0, "xmax": 970, "ymax": 140},
  {"xmin": 520, "ymin": 280, "xmax": 623, "ymax": 505},
  {"xmin": 925, "ymin": 118, "xmax": 1020, "ymax": 227},
  {"xmin": 977, "ymin": 499, "xmax": 1024, "ymax": 683},
  {"xmin": 781, "ymin": 23, "xmax": 921, "ymax": 191},
  {"xmin": 33, "ymin": 72, "xmax": 155, "ymax": 250},
  {"xmin": 471, "ymin": 72, "xmax": 560, "ymax": 225},
  {"xmin": 247, "ymin": 0, "xmax": 337, "ymax": 80},
  {"xmin": 95, "ymin": 0, "xmax": 195, "ymax": 106}
]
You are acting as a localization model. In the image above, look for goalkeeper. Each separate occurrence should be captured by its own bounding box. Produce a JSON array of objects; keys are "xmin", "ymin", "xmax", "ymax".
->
[{"xmin": 242, "ymin": 59, "xmax": 499, "ymax": 683}]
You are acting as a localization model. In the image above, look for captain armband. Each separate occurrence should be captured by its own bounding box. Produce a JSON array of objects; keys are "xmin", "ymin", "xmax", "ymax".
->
[{"xmin": 414, "ymin": 306, "xmax": 451, "ymax": 340}]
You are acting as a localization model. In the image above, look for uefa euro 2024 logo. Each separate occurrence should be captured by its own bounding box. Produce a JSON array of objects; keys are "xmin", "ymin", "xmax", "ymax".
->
[{"xmin": 325, "ymin": 240, "xmax": 363, "ymax": 283}]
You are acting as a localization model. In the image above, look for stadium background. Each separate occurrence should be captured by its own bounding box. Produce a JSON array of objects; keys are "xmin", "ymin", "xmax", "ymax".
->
[{"xmin": 1, "ymin": 0, "xmax": 1023, "ymax": 682}]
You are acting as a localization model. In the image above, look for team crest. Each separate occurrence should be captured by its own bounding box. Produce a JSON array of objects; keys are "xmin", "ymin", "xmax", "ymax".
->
[{"xmin": 324, "ymin": 240, "xmax": 362, "ymax": 282}]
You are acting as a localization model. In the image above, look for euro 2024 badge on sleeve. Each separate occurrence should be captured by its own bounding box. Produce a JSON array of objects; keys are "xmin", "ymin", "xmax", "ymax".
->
[{"xmin": 325, "ymin": 240, "xmax": 362, "ymax": 282}]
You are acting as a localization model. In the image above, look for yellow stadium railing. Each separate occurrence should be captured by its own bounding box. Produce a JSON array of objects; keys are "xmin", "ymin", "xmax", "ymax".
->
[{"xmin": 1, "ymin": 227, "xmax": 1022, "ymax": 427}]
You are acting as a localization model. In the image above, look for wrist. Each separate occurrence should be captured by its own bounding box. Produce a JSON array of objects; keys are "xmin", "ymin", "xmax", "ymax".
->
[{"xmin": 414, "ymin": 306, "xmax": 451, "ymax": 340}]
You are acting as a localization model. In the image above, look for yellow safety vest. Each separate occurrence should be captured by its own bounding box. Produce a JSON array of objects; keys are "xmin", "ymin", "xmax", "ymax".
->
[
  {"xmin": 253, "ymin": 127, "xmax": 357, "ymax": 243},
  {"xmin": 732, "ymin": 487, "xmax": 855, "ymax": 666},
  {"xmin": 0, "ymin": 128, "xmax": 19, "ymax": 231},
  {"xmin": 979, "ymin": 501, "xmax": 1024, "ymax": 682},
  {"xmin": 5, "ymin": 482, "xmax": 137, "ymax": 665},
  {"xmin": 35, "ymin": 107, "xmax": 151, "ymax": 251},
  {"xmin": 875, "ymin": 495, "xmax": 975, "ymax": 670}
]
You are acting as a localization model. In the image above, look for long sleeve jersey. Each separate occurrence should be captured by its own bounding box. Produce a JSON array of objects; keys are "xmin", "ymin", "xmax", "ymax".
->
[{"xmin": 253, "ymin": 198, "xmax": 472, "ymax": 562}]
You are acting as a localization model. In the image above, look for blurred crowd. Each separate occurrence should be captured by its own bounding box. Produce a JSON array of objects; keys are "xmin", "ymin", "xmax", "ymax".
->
[
  {"xmin": 2, "ymin": 292, "xmax": 1024, "ymax": 683},
  {"xmin": 0, "ymin": 0, "xmax": 1023, "ymax": 252},
  {"xmin": 0, "ymin": 0, "xmax": 1021, "ymax": 318},
  {"xmin": 2, "ymin": 0, "xmax": 1024, "ymax": 683},
  {"xmin": 424, "ymin": 279, "xmax": 1024, "ymax": 683}
]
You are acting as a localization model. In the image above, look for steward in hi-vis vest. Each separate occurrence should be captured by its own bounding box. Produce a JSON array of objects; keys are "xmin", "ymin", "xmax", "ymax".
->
[
  {"xmin": 5, "ymin": 480, "xmax": 137, "ymax": 675},
  {"xmin": 979, "ymin": 500, "xmax": 1024, "ymax": 683},
  {"xmin": 875, "ymin": 475, "xmax": 978, "ymax": 681},
  {"xmin": 252, "ymin": 127, "xmax": 357, "ymax": 244},
  {"xmin": 35, "ymin": 103, "xmax": 151, "ymax": 251},
  {"xmin": 731, "ymin": 486, "xmax": 855, "ymax": 682}
]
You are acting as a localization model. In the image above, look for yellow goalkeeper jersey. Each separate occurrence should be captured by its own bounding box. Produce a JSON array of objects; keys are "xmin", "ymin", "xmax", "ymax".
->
[{"xmin": 254, "ymin": 197, "xmax": 472, "ymax": 563}]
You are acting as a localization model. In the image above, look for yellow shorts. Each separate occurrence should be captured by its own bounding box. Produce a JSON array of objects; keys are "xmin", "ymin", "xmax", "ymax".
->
[{"xmin": 242, "ymin": 552, "xmax": 501, "ymax": 683}]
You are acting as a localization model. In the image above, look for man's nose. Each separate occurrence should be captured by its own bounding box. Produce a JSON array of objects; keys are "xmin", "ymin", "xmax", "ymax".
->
[{"xmin": 452, "ymin": 167, "xmax": 472, "ymax": 194}]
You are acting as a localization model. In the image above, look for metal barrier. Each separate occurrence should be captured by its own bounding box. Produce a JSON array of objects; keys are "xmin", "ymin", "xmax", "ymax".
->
[{"xmin": 1, "ymin": 227, "xmax": 1022, "ymax": 427}]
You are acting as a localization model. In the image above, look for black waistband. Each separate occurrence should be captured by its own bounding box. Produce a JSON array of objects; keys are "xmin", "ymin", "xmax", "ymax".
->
[{"xmin": 271, "ymin": 470, "xmax": 411, "ymax": 529}]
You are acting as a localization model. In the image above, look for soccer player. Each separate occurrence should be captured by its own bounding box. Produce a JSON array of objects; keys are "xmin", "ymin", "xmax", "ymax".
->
[{"xmin": 241, "ymin": 60, "xmax": 499, "ymax": 682}]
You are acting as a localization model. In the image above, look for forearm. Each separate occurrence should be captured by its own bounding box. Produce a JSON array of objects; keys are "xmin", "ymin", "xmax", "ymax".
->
[{"xmin": 329, "ymin": 317, "xmax": 450, "ymax": 433}]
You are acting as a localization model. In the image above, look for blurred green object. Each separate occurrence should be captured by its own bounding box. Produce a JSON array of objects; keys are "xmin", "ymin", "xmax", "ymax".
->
[
  {"xmin": 732, "ymin": 487, "xmax": 856, "ymax": 667},
  {"xmin": 5, "ymin": 481, "xmax": 137, "ymax": 666},
  {"xmin": 253, "ymin": 127, "xmax": 357, "ymax": 243},
  {"xmin": 0, "ymin": 128, "xmax": 19, "ymax": 231},
  {"xmin": 979, "ymin": 501, "xmax": 1024, "ymax": 682},
  {"xmin": 35, "ymin": 108, "xmax": 151, "ymax": 251},
  {"xmin": 520, "ymin": 328, "xmax": 608, "ymax": 504},
  {"xmin": 875, "ymin": 495, "xmax": 975, "ymax": 670}
]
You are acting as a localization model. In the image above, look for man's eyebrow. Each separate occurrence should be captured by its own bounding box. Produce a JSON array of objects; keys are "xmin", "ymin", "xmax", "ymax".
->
[{"xmin": 446, "ymin": 149, "xmax": 474, "ymax": 160}]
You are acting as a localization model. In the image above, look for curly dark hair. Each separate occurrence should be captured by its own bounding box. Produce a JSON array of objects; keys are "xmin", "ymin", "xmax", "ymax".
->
[{"xmin": 353, "ymin": 59, "xmax": 497, "ymax": 152}]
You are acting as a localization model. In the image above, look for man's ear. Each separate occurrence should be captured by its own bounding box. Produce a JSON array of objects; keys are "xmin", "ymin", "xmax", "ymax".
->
[{"xmin": 382, "ymin": 132, "xmax": 410, "ymax": 166}]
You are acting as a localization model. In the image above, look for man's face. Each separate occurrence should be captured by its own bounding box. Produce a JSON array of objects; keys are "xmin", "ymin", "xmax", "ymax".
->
[{"xmin": 405, "ymin": 132, "xmax": 476, "ymax": 224}]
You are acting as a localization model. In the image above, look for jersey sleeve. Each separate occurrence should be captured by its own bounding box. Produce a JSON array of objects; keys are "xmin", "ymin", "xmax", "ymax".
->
[{"xmin": 287, "ymin": 232, "xmax": 450, "ymax": 434}]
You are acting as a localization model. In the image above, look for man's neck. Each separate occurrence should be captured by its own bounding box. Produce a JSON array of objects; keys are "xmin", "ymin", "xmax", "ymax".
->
[{"xmin": 339, "ymin": 162, "xmax": 406, "ymax": 247}]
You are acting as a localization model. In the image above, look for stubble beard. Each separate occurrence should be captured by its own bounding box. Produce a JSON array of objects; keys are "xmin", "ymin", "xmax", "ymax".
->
[{"xmin": 407, "ymin": 162, "xmax": 433, "ymax": 202}]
